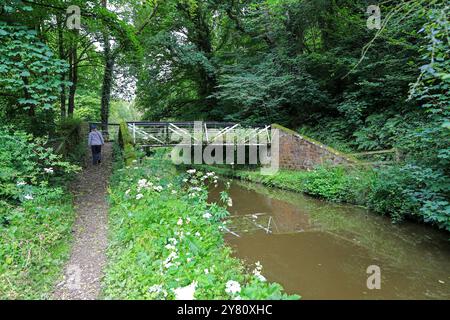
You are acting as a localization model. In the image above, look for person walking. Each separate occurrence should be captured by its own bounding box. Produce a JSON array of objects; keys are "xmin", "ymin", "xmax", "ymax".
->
[{"xmin": 88, "ymin": 125, "xmax": 105, "ymax": 165}]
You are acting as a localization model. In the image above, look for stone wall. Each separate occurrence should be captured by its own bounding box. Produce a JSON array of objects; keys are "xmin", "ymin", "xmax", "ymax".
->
[{"xmin": 273, "ymin": 124, "xmax": 356, "ymax": 170}]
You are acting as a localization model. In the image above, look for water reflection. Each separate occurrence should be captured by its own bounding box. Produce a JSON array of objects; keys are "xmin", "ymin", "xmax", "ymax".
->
[{"xmin": 208, "ymin": 180, "xmax": 450, "ymax": 300}]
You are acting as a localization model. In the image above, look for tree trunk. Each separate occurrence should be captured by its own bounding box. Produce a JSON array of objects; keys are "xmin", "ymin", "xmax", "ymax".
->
[
  {"xmin": 68, "ymin": 39, "xmax": 78, "ymax": 117},
  {"xmin": 100, "ymin": 0, "xmax": 114, "ymax": 134},
  {"xmin": 57, "ymin": 16, "xmax": 67, "ymax": 119},
  {"xmin": 101, "ymin": 54, "xmax": 114, "ymax": 133}
]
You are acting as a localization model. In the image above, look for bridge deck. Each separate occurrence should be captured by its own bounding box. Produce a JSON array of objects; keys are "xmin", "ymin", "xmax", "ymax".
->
[{"xmin": 116, "ymin": 121, "xmax": 273, "ymax": 147}]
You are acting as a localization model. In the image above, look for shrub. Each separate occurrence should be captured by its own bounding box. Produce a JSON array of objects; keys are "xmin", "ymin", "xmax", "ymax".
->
[
  {"xmin": 55, "ymin": 118, "xmax": 86, "ymax": 163},
  {"xmin": 0, "ymin": 127, "xmax": 79, "ymax": 298},
  {"xmin": 0, "ymin": 127, "xmax": 79, "ymax": 203},
  {"xmin": 104, "ymin": 154, "xmax": 299, "ymax": 300},
  {"xmin": 368, "ymin": 164, "xmax": 450, "ymax": 230}
]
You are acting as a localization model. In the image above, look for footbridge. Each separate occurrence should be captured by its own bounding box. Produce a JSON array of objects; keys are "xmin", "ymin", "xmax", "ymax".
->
[{"xmin": 90, "ymin": 121, "xmax": 398, "ymax": 170}]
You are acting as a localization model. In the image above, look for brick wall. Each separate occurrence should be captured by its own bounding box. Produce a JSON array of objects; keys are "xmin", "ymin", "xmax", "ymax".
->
[{"xmin": 273, "ymin": 124, "xmax": 355, "ymax": 170}]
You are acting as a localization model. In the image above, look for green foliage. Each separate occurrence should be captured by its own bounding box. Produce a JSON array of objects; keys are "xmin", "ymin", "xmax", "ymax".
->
[
  {"xmin": 0, "ymin": 127, "xmax": 78, "ymax": 299},
  {"xmin": 368, "ymin": 164, "xmax": 450, "ymax": 230},
  {"xmin": 0, "ymin": 127, "xmax": 80, "ymax": 203},
  {"xmin": 104, "ymin": 153, "xmax": 299, "ymax": 300},
  {"xmin": 193, "ymin": 164, "xmax": 373, "ymax": 205},
  {"xmin": 110, "ymin": 99, "xmax": 142, "ymax": 123},
  {"xmin": 55, "ymin": 118, "xmax": 87, "ymax": 164},
  {"xmin": 195, "ymin": 163, "xmax": 449, "ymax": 231},
  {"xmin": 73, "ymin": 93, "xmax": 101, "ymax": 121},
  {"xmin": 0, "ymin": 192, "xmax": 75, "ymax": 299},
  {"xmin": 118, "ymin": 121, "xmax": 137, "ymax": 165},
  {"xmin": 215, "ymin": 53, "xmax": 330, "ymax": 125},
  {"xmin": 0, "ymin": 23, "xmax": 69, "ymax": 112}
]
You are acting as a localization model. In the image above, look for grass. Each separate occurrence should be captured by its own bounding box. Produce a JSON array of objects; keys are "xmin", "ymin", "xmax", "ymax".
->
[
  {"xmin": 189, "ymin": 164, "xmax": 375, "ymax": 206},
  {"xmin": 0, "ymin": 194, "xmax": 75, "ymax": 299},
  {"xmin": 103, "ymin": 150, "xmax": 299, "ymax": 300}
]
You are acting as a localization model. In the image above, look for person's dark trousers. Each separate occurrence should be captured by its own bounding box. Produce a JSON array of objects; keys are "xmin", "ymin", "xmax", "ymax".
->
[{"xmin": 91, "ymin": 145, "xmax": 102, "ymax": 165}]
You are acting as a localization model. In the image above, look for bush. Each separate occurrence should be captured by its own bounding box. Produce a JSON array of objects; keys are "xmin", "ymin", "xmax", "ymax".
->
[
  {"xmin": 368, "ymin": 164, "xmax": 450, "ymax": 230},
  {"xmin": 104, "ymin": 154, "xmax": 299, "ymax": 300},
  {"xmin": 0, "ymin": 127, "xmax": 79, "ymax": 203},
  {"xmin": 55, "ymin": 118, "xmax": 86, "ymax": 163},
  {"xmin": 0, "ymin": 127, "xmax": 79, "ymax": 298}
]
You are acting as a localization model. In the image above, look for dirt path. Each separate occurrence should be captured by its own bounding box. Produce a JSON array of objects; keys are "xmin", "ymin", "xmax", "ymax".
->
[{"xmin": 53, "ymin": 143, "xmax": 112, "ymax": 300}]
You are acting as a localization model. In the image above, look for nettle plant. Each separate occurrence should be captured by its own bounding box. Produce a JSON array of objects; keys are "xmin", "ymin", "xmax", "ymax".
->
[{"xmin": 0, "ymin": 127, "xmax": 80, "ymax": 204}]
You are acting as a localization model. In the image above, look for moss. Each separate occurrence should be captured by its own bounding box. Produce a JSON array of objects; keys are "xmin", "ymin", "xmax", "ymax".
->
[{"xmin": 118, "ymin": 122, "xmax": 137, "ymax": 165}]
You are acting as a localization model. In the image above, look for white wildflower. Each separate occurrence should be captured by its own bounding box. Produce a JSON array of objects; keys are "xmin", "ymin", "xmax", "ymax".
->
[
  {"xmin": 225, "ymin": 280, "xmax": 241, "ymax": 295},
  {"xmin": 203, "ymin": 212, "xmax": 212, "ymax": 219},
  {"xmin": 253, "ymin": 261, "xmax": 266, "ymax": 282},
  {"xmin": 24, "ymin": 194, "xmax": 34, "ymax": 201},
  {"xmin": 204, "ymin": 268, "xmax": 209, "ymax": 274},
  {"xmin": 168, "ymin": 252, "xmax": 178, "ymax": 260},
  {"xmin": 16, "ymin": 181, "xmax": 27, "ymax": 186},
  {"xmin": 173, "ymin": 281, "xmax": 197, "ymax": 300},
  {"xmin": 165, "ymin": 244, "xmax": 176, "ymax": 251},
  {"xmin": 177, "ymin": 218, "xmax": 183, "ymax": 226},
  {"xmin": 138, "ymin": 179, "xmax": 148, "ymax": 188},
  {"xmin": 136, "ymin": 194, "xmax": 144, "ymax": 200},
  {"xmin": 125, "ymin": 189, "xmax": 131, "ymax": 195},
  {"xmin": 255, "ymin": 274, "xmax": 267, "ymax": 282},
  {"xmin": 187, "ymin": 169, "xmax": 196, "ymax": 175},
  {"xmin": 149, "ymin": 284, "xmax": 163, "ymax": 294},
  {"xmin": 44, "ymin": 167, "xmax": 54, "ymax": 174}
]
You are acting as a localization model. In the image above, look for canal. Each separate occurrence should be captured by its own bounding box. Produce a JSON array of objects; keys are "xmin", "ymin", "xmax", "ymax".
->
[{"xmin": 209, "ymin": 179, "xmax": 450, "ymax": 300}]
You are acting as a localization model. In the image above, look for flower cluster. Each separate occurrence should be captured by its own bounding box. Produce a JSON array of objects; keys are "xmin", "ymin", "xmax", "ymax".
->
[
  {"xmin": 149, "ymin": 284, "xmax": 168, "ymax": 298},
  {"xmin": 173, "ymin": 281, "xmax": 198, "ymax": 300},
  {"xmin": 105, "ymin": 156, "xmax": 296, "ymax": 300},
  {"xmin": 225, "ymin": 280, "xmax": 241, "ymax": 295},
  {"xmin": 253, "ymin": 261, "xmax": 266, "ymax": 282}
]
